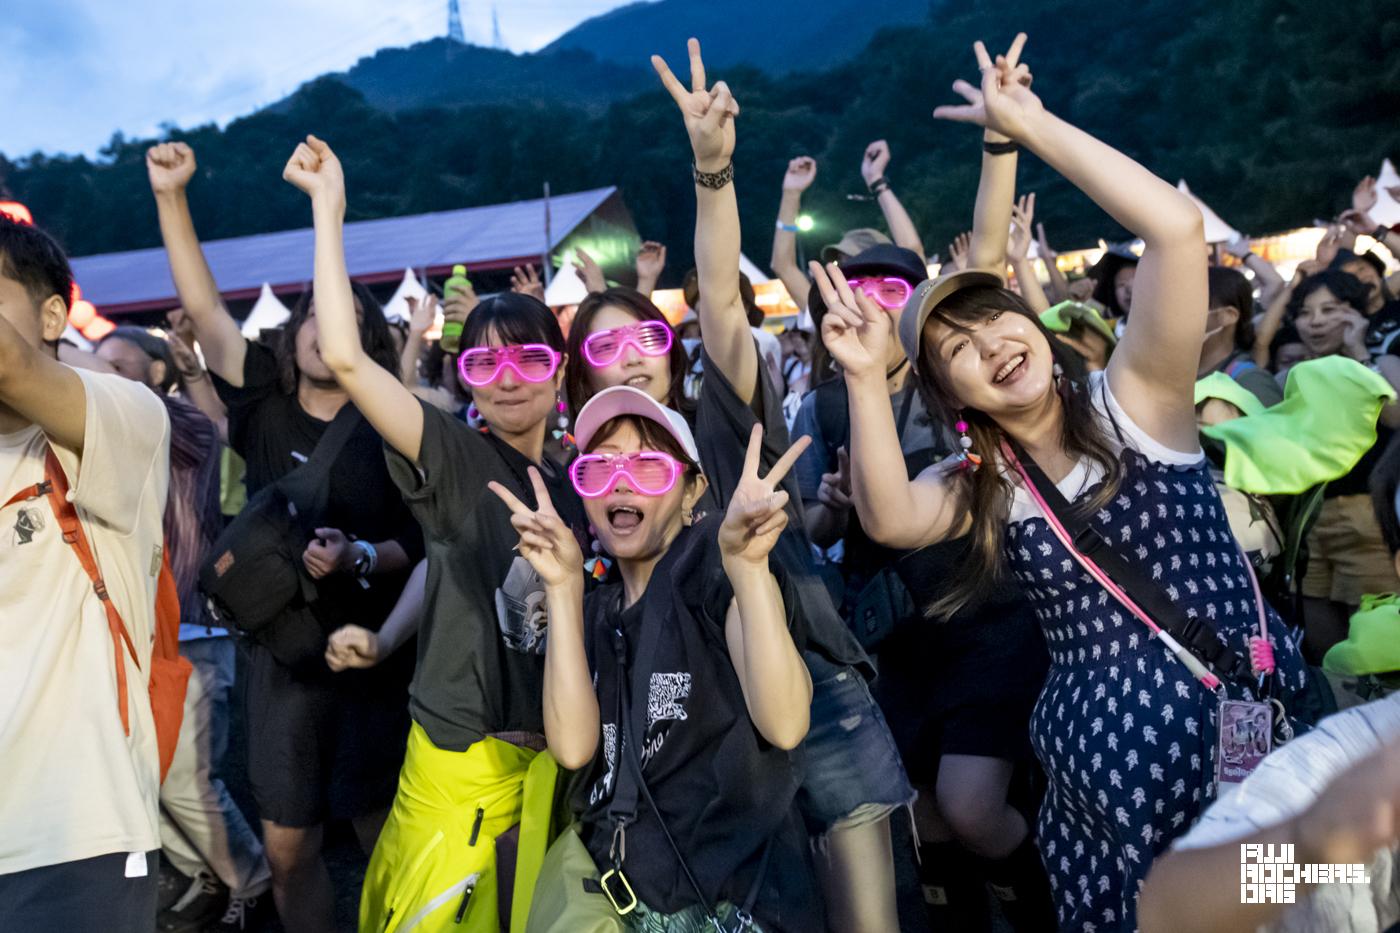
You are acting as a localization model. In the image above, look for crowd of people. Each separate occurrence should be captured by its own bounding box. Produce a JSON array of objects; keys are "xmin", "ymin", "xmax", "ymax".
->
[{"xmin": 6, "ymin": 29, "xmax": 1400, "ymax": 933}]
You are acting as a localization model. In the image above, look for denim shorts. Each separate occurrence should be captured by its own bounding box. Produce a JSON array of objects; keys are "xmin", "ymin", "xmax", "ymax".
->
[{"xmin": 796, "ymin": 651, "xmax": 916, "ymax": 834}]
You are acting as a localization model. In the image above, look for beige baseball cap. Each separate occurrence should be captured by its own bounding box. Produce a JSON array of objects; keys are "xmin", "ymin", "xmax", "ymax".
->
[
  {"xmin": 820, "ymin": 227, "xmax": 892, "ymax": 264},
  {"xmin": 897, "ymin": 267, "xmax": 1005, "ymax": 372}
]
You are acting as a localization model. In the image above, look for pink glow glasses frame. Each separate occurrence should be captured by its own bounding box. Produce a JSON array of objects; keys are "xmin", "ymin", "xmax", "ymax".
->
[
  {"xmin": 581, "ymin": 321, "xmax": 674, "ymax": 368},
  {"xmin": 846, "ymin": 276, "xmax": 915, "ymax": 310},
  {"xmin": 569, "ymin": 451, "xmax": 686, "ymax": 498},
  {"xmin": 457, "ymin": 344, "xmax": 561, "ymax": 387}
]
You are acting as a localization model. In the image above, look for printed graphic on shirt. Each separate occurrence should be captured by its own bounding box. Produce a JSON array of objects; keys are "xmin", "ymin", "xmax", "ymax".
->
[
  {"xmin": 646, "ymin": 672, "xmax": 692, "ymax": 729},
  {"xmin": 494, "ymin": 556, "xmax": 549, "ymax": 654},
  {"xmin": 590, "ymin": 722, "xmax": 619, "ymax": 806},
  {"xmin": 11, "ymin": 506, "xmax": 44, "ymax": 546}
]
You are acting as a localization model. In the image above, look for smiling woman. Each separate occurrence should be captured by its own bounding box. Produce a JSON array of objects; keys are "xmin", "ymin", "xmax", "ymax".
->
[{"xmin": 818, "ymin": 30, "xmax": 1311, "ymax": 931}]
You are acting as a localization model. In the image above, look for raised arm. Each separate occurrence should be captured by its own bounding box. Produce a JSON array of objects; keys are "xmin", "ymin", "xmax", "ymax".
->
[
  {"xmin": 167, "ymin": 332, "xmax": 229, "ymax": 443},
  {"xmin": 652, "ymin": 39, "xmax": 758, "ymax": 403},
  {"xmin": 634, "ymin": 240, "xmax": 667, "ymax": 295},
  {"xmin": 1008, "ymin": 193, "xmax": 1050, "ymax": 313},
  {"xmin": 146, "ymin": 143, "xmax": 247, "ymax": 385},
  {"xmin": 718, "ymin": 428, "xmax": 813, "ymax": 750},
  {"xmin": 862, "ymin": 140, "xmax": 926, "ymax": 260},
  {"xmin": 771, "ymin": 157, "xmax": 817, "ymax": 309},
  {"xmin": 0, "ymin": 306, "xmax": 86, "ymax": 452},
  {"xmin": 1036, "ymin": 222, "xmax": 1070, "ymax": 303},
  {"xmin": 810, "ymin": 261, "xmax": 969, "ymax": 548},
  {"xmin": 955, "ymin": 35, "xmax": 1027, "ymax": 273},
  {"xmin": 938, "ymin": 33, "xmax": 1207, "ymax": 450},
  {"xmin": 489, "ymin": 471, "xmax": 597, "ymax": 770},
  {"xmin": 281, "ymin": 135, "xmax": 424, "ymax": 462},
  {"xmin": 1226, "ymin": 236, "xmax": 1286, "ymax": 309},
  {"xmin": 1252, "ymin": 262, "xmax": 1319, "ymax": 368}
]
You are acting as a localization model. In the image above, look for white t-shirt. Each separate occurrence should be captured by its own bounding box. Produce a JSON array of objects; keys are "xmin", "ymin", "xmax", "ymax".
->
[
  {"xmin": 1006, "ymin": 369, "xmax": 1203, "ymax": 525},
  {"xmin": 0, "ymin": 368, "xmax": 171, "ymax": 874},
  {"xmin": 1172, "ymin": 693, "xmax": 1400, "ymax": 932}
]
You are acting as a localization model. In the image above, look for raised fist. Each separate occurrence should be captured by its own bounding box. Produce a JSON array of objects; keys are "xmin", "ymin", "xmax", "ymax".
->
[{"xmin": 146, "ymin": 142, "xmax": 197, "ymax": 195}]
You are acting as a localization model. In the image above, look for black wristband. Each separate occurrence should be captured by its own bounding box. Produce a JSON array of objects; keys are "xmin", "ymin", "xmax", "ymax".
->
[
  {"xmin": 867, "ymin": 177, "xmax": 891, "ymax": 196},
  {"xmin": 1375, "ymin": 224, "xmax": 1392, "ymax": 242},
  {"xmin": 693, "ymin": 161, "xmax": 734, "ymax": 190},
  {"xmin": 982, "ymin": 139, "xmax": 1019, "ymax": 156}
]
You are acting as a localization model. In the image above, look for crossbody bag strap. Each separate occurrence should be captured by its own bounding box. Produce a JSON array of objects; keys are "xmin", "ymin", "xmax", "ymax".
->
[
  {"xmin": 1007, "ymin": 442, "xmax": 1266, "ymax": 689},
  {"xmin": 276, "ymin": 405, "xmax": 364, "ymax": 508},
  {"xmin": 603, "ymin": 591, "xmax": 725, "ymax": 929},
  {"xmin": 39, "ymin": 446, "xmax": 142, "ymax": 734}
]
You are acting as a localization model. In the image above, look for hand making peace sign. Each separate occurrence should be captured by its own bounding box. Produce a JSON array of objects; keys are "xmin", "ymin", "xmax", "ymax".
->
[
  {"xmin": 810, "ymin": 260, "xmax": 894, "ymax": 380},
  {"xmin": 933, "ymin": 33, "xmax": 1044, "ymax": 145},
  {"xmin": 489, "ymin": 468, "xmax": 585, "ymax": 589},
  {"xmin": 718, "ymin": 425, "xmax": 812, "ymax": 565},
  {"xmin": 652, "ymin": 38, "xmax": 741, "ymax": 173}
]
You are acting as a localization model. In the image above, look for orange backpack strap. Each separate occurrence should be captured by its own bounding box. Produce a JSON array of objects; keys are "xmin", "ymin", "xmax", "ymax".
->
[{"xmin": 41, "ymin": 447, "xmax": 140, "ymax": 735}]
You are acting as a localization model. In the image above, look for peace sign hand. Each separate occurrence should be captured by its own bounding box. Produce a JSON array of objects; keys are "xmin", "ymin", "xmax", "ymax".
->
[
  {"xmin": 810, "ymin": 260, "xmax": 893, "ymax": 380},
  {"xmin": 933, "ymin": 33, "xmax": 1045, "ymax": 145},
  {"xmin": 719, "ymin": 426, "xmax": 812, "ymax": 565},
  {"xmin": 489, "ymin": 468, "xmax": 585, "ymax": 590},
  {"xmin": 1008, "ymin": 193, "xmax": 1036, "ymax": 262},
  {"xmin": 652, "ymin": 38, "xmax": 740, "ymax": 173}
]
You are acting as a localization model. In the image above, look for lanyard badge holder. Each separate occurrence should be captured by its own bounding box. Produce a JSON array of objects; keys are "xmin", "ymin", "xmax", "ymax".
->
[{"xmin": 1007, "ymin": 444, "xmax": 1286, "ymax": 792}]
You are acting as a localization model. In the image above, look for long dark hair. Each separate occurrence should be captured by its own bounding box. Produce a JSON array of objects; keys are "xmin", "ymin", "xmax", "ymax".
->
[
  {"xmin": 276, "ymin": 281, "xmax": 398, "ymax": 394},
  {"xmin": 565, "ymin": 287, "xmax": 690, "ymax": 415},
  {"xmin": 914, "ymin": 285, "xmax": 1123, "ymax": 618}
]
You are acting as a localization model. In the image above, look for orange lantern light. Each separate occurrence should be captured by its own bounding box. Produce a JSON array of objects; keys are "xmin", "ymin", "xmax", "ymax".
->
[
  {"xmin": 69, "ymin": 299, "xmax": 97, "ymax": 330},
  {"xmin": 0, "ymin": 201, "xmax": 33, "ymax": 225}
]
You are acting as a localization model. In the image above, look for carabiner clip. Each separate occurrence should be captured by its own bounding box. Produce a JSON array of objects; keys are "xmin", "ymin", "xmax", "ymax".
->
[{"xmin": 599, "ymin": 867, "xmax": 638, "ymax": 915}]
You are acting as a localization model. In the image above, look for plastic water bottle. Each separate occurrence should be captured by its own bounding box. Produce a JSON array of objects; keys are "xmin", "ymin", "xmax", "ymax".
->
[{"xmin": 441, "ymin": 264, "xmax": 471, "ymax": 352}]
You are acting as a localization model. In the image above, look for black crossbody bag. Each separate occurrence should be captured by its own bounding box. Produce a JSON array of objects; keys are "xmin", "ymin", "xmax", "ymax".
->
[{"xmin": 199, "ymin": 406, "xmax": 363, "ymax": 668}]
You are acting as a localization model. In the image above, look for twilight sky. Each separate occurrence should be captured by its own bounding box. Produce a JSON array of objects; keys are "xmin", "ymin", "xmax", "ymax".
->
[{"xmin": 1, "ymin": 0, "xmax": 623, "ymax": 157}]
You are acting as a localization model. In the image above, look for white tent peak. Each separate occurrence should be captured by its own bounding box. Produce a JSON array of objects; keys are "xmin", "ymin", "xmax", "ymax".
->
[
  {"xmin": 383, "ymin": 268, "xmax": 428, "ymax": 323},
  {"xmin": 1370, "ymin": 159, "xmax": 1400, "ymax": 228},
  {"xmin": 240, "ymin": 283, "xmax": 291, "ymax": 338},
  {"xmin": 1177, "ymin": 180, "xmax": 1241, "ymax": 244},
  {"xmin": 544, "ymin": 259, "xmax": 589, "ymax": 307},
  {"xmin": 739, "ymin": 254, "xmax": 769, "ymax": 284}
]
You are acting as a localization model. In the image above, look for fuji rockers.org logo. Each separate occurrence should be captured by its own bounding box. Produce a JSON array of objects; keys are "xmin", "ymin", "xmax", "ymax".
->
[{"xmin": 1239, "ymin": 843, "xmax": 1371, "ymax": 904}]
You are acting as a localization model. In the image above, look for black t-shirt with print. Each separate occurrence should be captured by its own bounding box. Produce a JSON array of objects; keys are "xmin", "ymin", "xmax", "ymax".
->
[
  {"xmin": 385, "ymin": 401, "xmax": 590, "ymax": 751},
  {"xmin": 573, "ymin": 518, "xmax": 821, "ymax": 931},
  {"xmin": 212, "ymin": 339, "xmax": 423, "ymax": 636},
  {"xmin": 693, "ymin": 344, "xmax": 872, "ymax": 676}
]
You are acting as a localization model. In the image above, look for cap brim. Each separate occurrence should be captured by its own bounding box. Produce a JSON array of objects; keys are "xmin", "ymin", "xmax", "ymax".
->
[
  {"xmin": 574, "ymin": 385, "xmax": 700, "ymax": 463},
  {"xmin": 898, "ymin": 268, "xmax": 1005, "ymax": 370}
]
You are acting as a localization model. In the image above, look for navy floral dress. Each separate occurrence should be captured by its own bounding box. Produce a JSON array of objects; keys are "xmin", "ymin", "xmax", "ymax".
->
[{"xmin": 1002, "ymin": 373, "xmax": 1307, "ymax": 932}]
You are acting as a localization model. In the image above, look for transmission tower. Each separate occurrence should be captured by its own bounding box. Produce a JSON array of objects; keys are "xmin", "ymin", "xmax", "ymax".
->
[
  {"xmin": 490, "ymin": 4, "xmax": 504, "ymax": 49},
  {"xmin": 447, "ymin": 0, "xmax": 466, "ymax": 44}
]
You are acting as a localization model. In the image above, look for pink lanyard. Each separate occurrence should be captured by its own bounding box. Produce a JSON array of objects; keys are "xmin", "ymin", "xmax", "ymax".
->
[{"xmin": 1006, "ymin": 449, "xmax": 1276, "ymax": 692}]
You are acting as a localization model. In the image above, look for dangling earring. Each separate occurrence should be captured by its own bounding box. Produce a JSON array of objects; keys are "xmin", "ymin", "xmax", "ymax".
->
[
  {"xmin": 553, "ymin": 394, "xmax": 572, "ymax": 444},
  {"xmin": 467, "ymin": 403, "xmax": 479, "ymax": 421},
  {"xmin": 955, "ymin": 416, "xmax": 983, "ymax": 471},
  {"xmin": 583, "ymin": 526, "xmax": 611, "ymax": 580}
]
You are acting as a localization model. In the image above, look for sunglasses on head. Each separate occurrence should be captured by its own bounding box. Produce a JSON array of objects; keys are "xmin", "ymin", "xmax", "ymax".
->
[
  {"xmin": 846, "ymin": 276, "xmax": 914, "ymax": 310},
  {"xmin": 457, "ymin": 344, "xmax": 561, "ymax": 387},
  {"xmin": 569, "ymin": 450, "xmax": 686, "ymax": 498},
  {"xmin": 582, "ymin": 321, "xmax": 674, "ymax": 368}
]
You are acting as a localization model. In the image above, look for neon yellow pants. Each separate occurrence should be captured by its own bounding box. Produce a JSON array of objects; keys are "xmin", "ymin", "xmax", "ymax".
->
[{"xmin": 359, "ymin": 722, "xmax": 559, "ymax": 933}]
